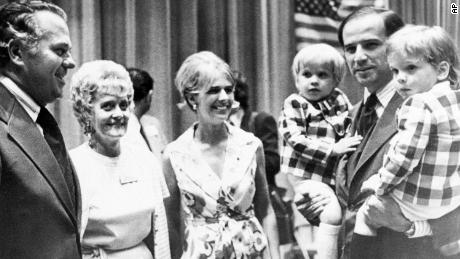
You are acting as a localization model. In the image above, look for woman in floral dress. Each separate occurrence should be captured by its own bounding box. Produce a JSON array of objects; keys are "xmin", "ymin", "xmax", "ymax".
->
[{"xmin": 164, "ymin": 51, "xmax": 280, "ymax": 259}]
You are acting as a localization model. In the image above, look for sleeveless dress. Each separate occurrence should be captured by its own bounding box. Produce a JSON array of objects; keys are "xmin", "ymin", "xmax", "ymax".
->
[
  {"xmin": 166, "ymin": 123, "xmax": 268, "ymax": 259},
  {"xmin": 70, "ymin": 143, "xmax": 170, "ymax": 259}
]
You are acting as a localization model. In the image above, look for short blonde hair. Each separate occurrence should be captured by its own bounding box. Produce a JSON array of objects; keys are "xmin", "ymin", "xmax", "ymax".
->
[
  {"xmin": 175, "ymin": 51, "xmax": 234, "ymax": 109},
  {"xmin": 386, "ymin": 25, "xmax": 460, "ymax": 85},
  {"xmin": 70, "ymin": 60, "xmax": 133, "ymax": 134},
  {"xmin": 291, "ymin": 43, "xmax": 346, "ymax": 84}
]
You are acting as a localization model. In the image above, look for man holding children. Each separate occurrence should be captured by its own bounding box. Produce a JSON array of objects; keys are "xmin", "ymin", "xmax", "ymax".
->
[{"xmin": 287, "ymin": 6, "xmax": 460, "ymax": 259}]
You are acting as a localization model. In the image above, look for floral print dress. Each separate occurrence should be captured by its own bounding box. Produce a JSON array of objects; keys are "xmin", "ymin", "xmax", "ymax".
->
[{"xmin": 167, "ymin": 123, "xmax": 268, "ymax": 259}]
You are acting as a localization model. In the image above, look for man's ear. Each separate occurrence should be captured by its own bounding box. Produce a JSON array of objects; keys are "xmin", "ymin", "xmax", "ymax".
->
[
  {"xmin": 436, "ymin": 61, "xmax": 450, "ymax": 81},
  {"xmin": 7, "ymin": 40, "xmax": 25, "ymax": 66}
]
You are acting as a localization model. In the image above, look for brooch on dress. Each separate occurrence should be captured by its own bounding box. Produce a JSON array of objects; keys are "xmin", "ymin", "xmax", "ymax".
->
[{"xmin": 119, "ymin": 174, "xmax": 138, "ymax": 185}]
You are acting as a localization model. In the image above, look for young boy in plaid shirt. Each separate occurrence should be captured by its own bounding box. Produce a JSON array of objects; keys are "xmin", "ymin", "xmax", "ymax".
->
[
  {"xmin": 279, "ymin": 43, "xmax": 362, "ymax": 259},
  {"xmin": 351, "ymin": 25, "xmax": 460, "ymax": 258}
]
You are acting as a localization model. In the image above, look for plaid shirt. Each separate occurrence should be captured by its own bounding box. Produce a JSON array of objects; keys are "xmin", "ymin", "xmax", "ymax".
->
[
  {"xmin": 279, "ymin": 88, "xmax": 351, "ymax": 185},
  {"xmin": 376, "ymin": 82, "xmax": 460, "ymax": 207}
]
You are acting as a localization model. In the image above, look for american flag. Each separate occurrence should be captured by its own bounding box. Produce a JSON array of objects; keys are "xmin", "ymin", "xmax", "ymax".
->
[{"xmin": 294, "ymin": 0, "xmax": 342, "ymax": 51}]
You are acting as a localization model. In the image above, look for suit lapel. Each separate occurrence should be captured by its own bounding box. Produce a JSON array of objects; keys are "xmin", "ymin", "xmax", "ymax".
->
[
  {"xmin": 69, "ymin": 159, "xmax": 82, "ymax": 230},
  {"xmin": 0, "ymin": 84, "xmax": 77, "ymax": 227},
  {"xmin": 344, "ymin": 101, "xmax": 363, "ymax": 184},
  {"xmin": 349, "ymin": 101, "xmax": 363, "ymax": 137},
  {"xmin": 353, "ymin": 93, "xmax": 403, "ymax": 176}
]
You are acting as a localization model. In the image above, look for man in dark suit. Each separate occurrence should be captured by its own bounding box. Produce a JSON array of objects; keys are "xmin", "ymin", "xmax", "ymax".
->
[
  {"xmin": 297, "ymin": 7, "xmax": 451, "ymax": 259},
  {"xmin": 0, "ymin": 1, "xmax": 81, "ymax": 258}
]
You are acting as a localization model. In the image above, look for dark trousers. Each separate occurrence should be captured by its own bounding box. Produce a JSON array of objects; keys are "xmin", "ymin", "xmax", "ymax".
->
[
  {"xmin": 340, "ymin": 210, "xmax": 449, "ymax": 259},
  {"xmin": 374, "ymin": 228, "xmax": 449, "ymax": 259}
]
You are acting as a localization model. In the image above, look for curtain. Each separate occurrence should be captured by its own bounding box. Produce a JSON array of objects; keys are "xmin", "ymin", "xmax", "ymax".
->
[
  {"xmin": 2, "ymin": 0, "xmax": 459, "ymax": 148},
  {"xmin": 48, "ymin": 0, "xmax": 296, "ymax": 149},
  {"xmin": 389, "ymin": 0, "xmax": 460, "ymax": 44}
]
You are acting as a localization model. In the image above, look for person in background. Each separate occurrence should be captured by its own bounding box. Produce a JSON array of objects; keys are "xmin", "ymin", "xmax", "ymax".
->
[
  {"xmin": 123, "ymin": 67, "xmax": 171, "ymax": 258},
  {"xmin": 279, "ymin": 43, "xmax": 360, "ymax": 259},
  {"xmin": 229, "ymin": 71, "xmax": 280, "ymax": 187},
  {"xmin": 229, "ymin": 71, "xmax": 296, "ymax": 254},
  {"xmin": 0, "ymin": 1, "xmax": 80, "ymax": 258},
  {"xmin": 126, "ymin": 67, "xmax": 167, "ymax": 159},
  {"xmin": 164, "ymin": 51, "xmax": 280, "ymax": 258},
  {"xmin": 70, "ymin": 60, "xmax": 170, "ymax": 259}
]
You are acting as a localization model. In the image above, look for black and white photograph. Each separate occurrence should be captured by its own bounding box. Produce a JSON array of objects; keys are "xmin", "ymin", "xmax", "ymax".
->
[{"xmin": 0, "ymin": 0, "xmax": 459, "ymax": 258}]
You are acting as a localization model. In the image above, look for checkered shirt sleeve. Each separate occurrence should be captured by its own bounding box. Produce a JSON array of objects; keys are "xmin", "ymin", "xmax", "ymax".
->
[
  {"xmin": 377, "ymin": 90, "xmax": 460, "ymax": 206},
  {"xmin": 279, "ymin": 89, "xmax": 351, "ymax": 185}
]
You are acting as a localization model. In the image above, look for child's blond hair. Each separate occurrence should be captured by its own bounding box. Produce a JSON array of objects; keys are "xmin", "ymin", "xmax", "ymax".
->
[
  {"xmin": 291, "ymin": 43, "xmax": 346, "ymax": 85},
  {"xmin": 386, "ymin": 25, "xmax": 460, "ymax": 85}
]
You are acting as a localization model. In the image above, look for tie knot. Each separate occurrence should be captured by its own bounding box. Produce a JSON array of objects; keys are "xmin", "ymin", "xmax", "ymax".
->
[
  {"xmin": 37, "ymin": 107, "xmax": 57, "ymax": 129},
  {"xmin": 364, "ymin": 93, "xmax": 378, "ymax": 111}
]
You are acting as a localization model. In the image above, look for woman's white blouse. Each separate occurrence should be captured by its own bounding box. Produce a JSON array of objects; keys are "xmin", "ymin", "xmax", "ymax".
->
[{"xmin": 70, "ymin": 143, "xmax": 170, "ymax": 259}]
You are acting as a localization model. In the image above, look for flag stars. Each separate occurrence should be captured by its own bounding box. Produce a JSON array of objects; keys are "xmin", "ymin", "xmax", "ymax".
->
[{"xmin": 295, "ymin": 0, "xmax": 341, "ymax": 20}]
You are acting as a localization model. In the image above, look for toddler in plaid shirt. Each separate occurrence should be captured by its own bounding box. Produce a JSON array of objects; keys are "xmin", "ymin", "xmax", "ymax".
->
[
  {"xmin": 279, "ymin": 44, "xmax": 362, "ymax": 259},
  {"xmin": 352, "ymin": 25, "xmax": 460, "ymax": 258}
]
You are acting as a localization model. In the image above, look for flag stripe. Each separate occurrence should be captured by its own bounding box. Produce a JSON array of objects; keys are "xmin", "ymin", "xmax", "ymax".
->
[
  {"xmin": 294, "ymin": 13, "xmax": 340, "ymax": 28},
  {"xmin": 295, "ymin": 27, "xmax": 339, "ymax": 42},
  {"xmin": 294, "ymin": 22, "xmax": 338, "ymax": 35},
  {"xmin": 296, "ymin": 39, "xmax": 341, "ymax": 50}
]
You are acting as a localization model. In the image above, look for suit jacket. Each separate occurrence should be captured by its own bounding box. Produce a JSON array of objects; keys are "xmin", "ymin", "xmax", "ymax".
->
[
  {"xmin": 241, "ymin": 111, "xmax": 280, "ymax": 186},
  {"xmin": 336, "ymin": 92, "xmax": 403, "ymax": 210},
  {"xmin": 0, "ymin": 83, "xmax": 81, "ymax": 259},
  {"xmin": 336, "ymin": 92, "xmax": 403, "ymax": 259}
]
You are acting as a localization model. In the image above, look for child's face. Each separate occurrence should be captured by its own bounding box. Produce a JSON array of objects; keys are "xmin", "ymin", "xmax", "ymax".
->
[
  {"xmin": 296, "ymin": 61, "xmax": 337, "ymax": 102},
  {"xmin": 388, "ymin": 51, "xmax": 439, "ymax": 98}
]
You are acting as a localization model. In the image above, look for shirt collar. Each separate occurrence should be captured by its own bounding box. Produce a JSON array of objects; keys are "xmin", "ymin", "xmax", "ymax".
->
[
  {"xmin": 431, "ymin": 80, "xmax": 451, "ymax": 92},
  {"xmin": 363, "ymin": 80, "xmax": 396, "ymax": 110},
  {"xmin": 0, "ymin": 75, "xmax": 40, "ymax": 122}
]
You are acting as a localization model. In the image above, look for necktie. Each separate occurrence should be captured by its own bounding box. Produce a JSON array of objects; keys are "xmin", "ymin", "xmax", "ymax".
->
[
  {"xmin": 357, "ymin": 93, "xmax": 378, "ymax": 137},
  {"xmin": 37, "ymin": 108, "xmax": 76, "ymax": 207},
  {"xmin": 349, "ymin": 94, "xmax": 379, "ymax": 170}
]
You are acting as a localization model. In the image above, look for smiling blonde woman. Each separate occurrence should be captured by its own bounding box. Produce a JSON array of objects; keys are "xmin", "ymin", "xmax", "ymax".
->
[
  {"xmin": 69, "ymin": 60, "xmax": 170, "ymax": 259},
  {"xmin": 164, "ymin": 51, "xmax": 280, "ymax": 259}
]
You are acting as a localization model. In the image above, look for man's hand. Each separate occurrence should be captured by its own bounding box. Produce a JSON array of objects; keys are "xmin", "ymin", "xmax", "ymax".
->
[
  {"xmin": 332, "ymin": 135, "xmax": 363, "ymax": 156},
  {"xmin": 294, "ymin": 192, "xmax": 331, "ymax": 222},
  {"xmin": 362, "ymin": 195, "xmax": 412, "ymax": 232}
]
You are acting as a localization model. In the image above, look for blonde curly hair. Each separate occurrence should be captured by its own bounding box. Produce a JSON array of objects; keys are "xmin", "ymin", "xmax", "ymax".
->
[{"xmin": 70, "ymin": 60, "xmax": 133, "ymax": 134}]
